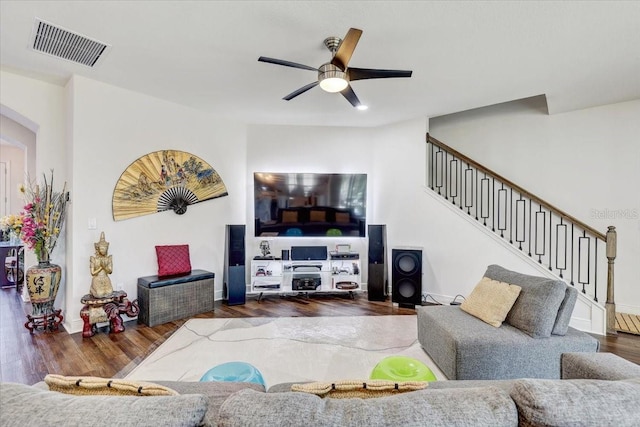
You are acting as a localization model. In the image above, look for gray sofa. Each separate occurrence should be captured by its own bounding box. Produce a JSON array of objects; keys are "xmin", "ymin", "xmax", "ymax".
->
[
  {"xmin": 417, "ymin": 264, "xmax": 599, "ymax": 380},
  {"xmin": 1, "ymin": 352, "xmax": 639, "ymax": 426}
]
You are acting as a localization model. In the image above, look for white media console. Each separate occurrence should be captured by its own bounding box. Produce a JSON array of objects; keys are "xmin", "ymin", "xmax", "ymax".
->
[{"xmin": 250, "ymin": 247, "xmax": 361, "ymax": 299}]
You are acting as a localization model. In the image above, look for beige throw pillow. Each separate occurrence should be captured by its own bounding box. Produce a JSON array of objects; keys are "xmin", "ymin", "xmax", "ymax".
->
[
  {"xmin": 45, "ymin": 374, "xmax": 178, "ymax": 396},
  {"xmin": 460, "ymin": 277, "xmax": 522, "ymax": 327},
  {"xmin": 291, "ymin": 379, "xmax": 428, "ymax": 399}
]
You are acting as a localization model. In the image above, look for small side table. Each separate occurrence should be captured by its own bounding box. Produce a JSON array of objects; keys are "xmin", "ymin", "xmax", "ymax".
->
[{"xmin": 80, "ymin": 291, "xmax": 139, "ymax": 338}]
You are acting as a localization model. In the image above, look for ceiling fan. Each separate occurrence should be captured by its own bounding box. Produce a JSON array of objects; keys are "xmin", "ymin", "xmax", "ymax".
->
[{"xmin": 258, "ymin": 28, "xmax": 412, "ymax": 109}]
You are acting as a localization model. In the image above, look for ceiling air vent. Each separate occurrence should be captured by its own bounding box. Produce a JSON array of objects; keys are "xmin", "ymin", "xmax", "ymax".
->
[{"xmin": 30, "ymin": 18, "xmax": 110, "ymax": 67}]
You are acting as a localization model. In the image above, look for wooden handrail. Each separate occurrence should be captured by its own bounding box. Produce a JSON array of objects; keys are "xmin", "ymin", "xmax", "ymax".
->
[{"xmin": 427, "ymin": 133, "xmax": 606, "ymax": 241}]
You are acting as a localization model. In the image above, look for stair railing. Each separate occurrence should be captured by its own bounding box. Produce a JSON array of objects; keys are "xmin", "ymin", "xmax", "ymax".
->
[{"xmin": 426, "ymin": 134, "xmax": 617, "ymax": 334}]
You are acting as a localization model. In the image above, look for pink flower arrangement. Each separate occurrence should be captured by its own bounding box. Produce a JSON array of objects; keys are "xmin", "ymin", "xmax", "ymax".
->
[{"xmin": 19, "ymin": 171, "xmax": 68, "ymax": 263}]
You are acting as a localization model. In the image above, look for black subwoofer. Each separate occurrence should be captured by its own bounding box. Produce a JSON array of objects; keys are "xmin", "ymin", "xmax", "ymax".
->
[
  {"xmin": 367, "ymin": 224, "xmax": 388, "ymax": 301},
  {"xmin": 391, "ymin": 248, "xmax": 422, "ymax": 308},
  {"xmin": 224, "ymin": 224, "xmax": 246, "ymax": 305}
]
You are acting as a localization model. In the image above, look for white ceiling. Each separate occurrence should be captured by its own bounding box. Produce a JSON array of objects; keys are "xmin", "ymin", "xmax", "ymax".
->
[{"xmin": 1, "ymin": 1, "xmax": 639, "ymax": 128}]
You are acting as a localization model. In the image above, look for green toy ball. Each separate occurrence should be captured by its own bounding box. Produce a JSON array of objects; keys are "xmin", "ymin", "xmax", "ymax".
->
[{"xmin": 370, "ymin": 356, "xmax": 437, "ymax": 382}]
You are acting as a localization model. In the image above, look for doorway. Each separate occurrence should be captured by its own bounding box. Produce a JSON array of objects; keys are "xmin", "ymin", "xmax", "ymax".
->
[{"xmin": 0, "ymin": 161, "xmax": 8, "ymax": 216}]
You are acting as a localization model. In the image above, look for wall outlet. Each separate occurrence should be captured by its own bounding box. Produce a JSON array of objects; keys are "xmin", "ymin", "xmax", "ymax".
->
[
  {"xmin": 116, "ymin": 283, "xmax": 123, "ymax": 291},
  {"xmin": 88, "ymin": 218, "xmax": 97, "ymax": 230}
]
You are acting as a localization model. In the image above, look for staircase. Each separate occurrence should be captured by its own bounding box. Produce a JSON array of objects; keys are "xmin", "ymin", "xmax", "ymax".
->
[
  {"xmin": 616, "ymin": 313, "xmax": 640, "ymax": 335},
  {"xmin": 426, "ymin": 134, "xmax": 618, "ymax": 335}
]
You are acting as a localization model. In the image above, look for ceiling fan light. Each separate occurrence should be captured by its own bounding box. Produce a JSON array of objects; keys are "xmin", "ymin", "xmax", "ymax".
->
[
  {"xmin": 318, "ymin": 63, "xmax": 348, "ymax": 93},
  {"xmin": 319, "ymin": 75, "xmax": 348, "ymax": 93}
]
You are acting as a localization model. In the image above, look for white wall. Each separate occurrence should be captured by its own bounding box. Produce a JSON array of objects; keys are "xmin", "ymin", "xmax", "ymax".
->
[
  {"xmin": 63, "ymin": 75, "xmax": 247, "ymax": 333},
  {"xmin": 1, "ymin": 70, "xmax": 248, "ymax": 333},
  {"xmin": 372, "ymin": 119, "xmax": 541, "ymax": 290},
  {"xmin": 429, "ymin": 96, "xmax": 640, "ymax": 315}
]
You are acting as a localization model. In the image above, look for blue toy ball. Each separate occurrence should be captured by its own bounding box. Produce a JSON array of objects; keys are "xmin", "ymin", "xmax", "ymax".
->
[
  {"xmin": 199, "ymin": 362, "xmax": 265, "ymax": 386},
  {"xmin": 285, "ymin": 228, "xmax": 303, "ymax": 236}
]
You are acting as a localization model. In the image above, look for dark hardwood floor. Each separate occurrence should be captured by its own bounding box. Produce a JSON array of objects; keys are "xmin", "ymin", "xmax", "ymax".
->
[{"xmin": 1, "ymin": 287, "xmax": 638, "ymax": 385}]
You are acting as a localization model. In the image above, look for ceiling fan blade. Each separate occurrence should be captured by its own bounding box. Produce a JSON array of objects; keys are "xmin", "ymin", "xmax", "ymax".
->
[
  {"xmin": 331, "ymin": 28, "xmax": 363, "ymax": 71},
  {"xmin": 347, "ymin": 68, "xmax": 413, "ymax": 81},
  {"xmin": 258, "ymin": 56, "xmax": 318, "ymax": 72},
  {"xmin": 340, "ymin": 85, "xmax": 362, "ymax": 108},
  {"xmin": 283, "ymin": 81, "xmax": 319, "ymax": 100}
]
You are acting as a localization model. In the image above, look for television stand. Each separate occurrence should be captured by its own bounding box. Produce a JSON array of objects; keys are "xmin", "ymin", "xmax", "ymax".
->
[{"xmin": 249, "ymin": 255, "xmax": 362, "ymax": 300}]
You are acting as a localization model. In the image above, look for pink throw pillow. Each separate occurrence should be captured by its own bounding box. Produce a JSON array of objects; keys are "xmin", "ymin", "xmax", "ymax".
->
[{"xmin": 155, "ymin": 245, "xmax": 191, "ymax": 276}]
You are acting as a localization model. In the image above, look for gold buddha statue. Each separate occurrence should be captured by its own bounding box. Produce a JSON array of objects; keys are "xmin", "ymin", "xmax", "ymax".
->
[{"xmin": 89, "ymin": 232, "xmax": 114, "ymax": 298}]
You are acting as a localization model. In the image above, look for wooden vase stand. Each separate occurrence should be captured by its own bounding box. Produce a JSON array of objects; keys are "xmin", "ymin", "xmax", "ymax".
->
[{"xmin": 25, "ymin": 309, "xmax": 64, "ymax": 334}]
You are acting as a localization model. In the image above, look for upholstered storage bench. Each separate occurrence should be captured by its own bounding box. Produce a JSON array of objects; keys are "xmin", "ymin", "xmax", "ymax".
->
[{"xmin": 137, "ymin": 269, "xmax": 215, "ymax": 327}]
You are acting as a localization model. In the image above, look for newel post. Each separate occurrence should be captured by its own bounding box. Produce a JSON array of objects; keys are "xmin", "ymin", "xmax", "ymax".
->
[{"xmin": 605, "ymin": 226, "xmax": 617, "ymax": 335}]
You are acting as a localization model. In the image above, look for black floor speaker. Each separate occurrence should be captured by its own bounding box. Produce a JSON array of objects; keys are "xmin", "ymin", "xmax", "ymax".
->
[
  {"xmin": 391, "ymin": 248, "xmax": 422, "ymax": 308},
  {"xmin": 224, "ymin": 224, "xmax": 246, "ymax": 305},
  {"xmin": 367, "ymin": 225, "xmax": 388, "ymax": 301}
]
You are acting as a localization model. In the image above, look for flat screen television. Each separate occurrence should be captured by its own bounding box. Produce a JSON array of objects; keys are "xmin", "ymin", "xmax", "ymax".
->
[{"xmin": 254, "ymin": 172, "xmax": 367, "ymax": 237}]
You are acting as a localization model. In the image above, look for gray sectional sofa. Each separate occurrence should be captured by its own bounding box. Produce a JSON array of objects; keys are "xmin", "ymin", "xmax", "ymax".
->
[
  {"xmin": 1, "ymin": 265, "xmax": 632, "ymax": 426},
  {"xmin": 1, "ymin": 352, "xmax": 639, "ymax": 426},
  {"xmin": 417, "ymin": 264, "xmax": 599, "ymax": 380}
]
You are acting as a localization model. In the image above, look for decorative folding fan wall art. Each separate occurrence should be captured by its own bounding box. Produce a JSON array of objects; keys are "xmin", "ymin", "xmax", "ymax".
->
[{"xmin": 112, "ymin": 150, "xmax": 228, "ymax": 221}]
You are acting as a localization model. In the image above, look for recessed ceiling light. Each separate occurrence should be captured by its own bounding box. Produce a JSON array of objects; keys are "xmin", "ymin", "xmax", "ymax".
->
[{"xmin": 356, "ymin": 105, "xmax": 368, "ymax": 111}]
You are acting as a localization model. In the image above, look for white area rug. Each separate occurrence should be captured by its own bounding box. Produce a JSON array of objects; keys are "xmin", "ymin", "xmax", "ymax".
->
[{"xmin": 125, "ymin": 316, "xmax": 446, "ymax": 388}]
